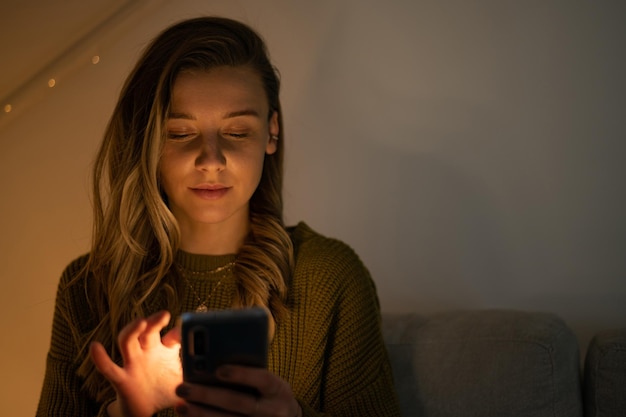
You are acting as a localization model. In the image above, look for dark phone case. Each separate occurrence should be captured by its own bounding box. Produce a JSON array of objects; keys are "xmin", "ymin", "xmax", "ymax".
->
[{"xmin": 181, "ymin": 307, "xmax": 269, "ymax": 394}]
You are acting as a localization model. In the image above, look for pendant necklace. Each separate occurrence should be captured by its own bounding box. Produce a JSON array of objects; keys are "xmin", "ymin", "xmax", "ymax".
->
[{"xmin": 179, "ymin": 261, "xmax": 235, "ymax": 312}]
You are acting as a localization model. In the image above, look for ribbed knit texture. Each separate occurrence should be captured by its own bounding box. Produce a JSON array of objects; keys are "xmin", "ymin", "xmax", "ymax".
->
[{"xmin": 36, "ymin": 222, "xmax": 401, "ymax": 416}]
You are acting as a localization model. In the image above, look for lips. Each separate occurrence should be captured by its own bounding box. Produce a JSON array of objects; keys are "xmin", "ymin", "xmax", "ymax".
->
[{"xmin": 189, "ymin": 184, "xmax": 230, "ymax": 200}]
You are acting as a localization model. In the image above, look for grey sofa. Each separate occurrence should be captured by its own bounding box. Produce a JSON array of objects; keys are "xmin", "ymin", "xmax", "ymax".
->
[{"xmin": 381, "ymin": 309, "xmax": 626, "ymax": 417}]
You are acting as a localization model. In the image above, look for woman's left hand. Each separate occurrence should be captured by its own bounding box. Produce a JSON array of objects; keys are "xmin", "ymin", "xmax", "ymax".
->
[{"xmin": 175, "ymin": 365, "xmax": 302, "ymax": 417}]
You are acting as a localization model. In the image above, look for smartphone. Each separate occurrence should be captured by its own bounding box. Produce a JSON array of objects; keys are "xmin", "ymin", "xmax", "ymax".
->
[{"xmin": 180, "ymin": 307, "xmax": 269, "ymax": 394}]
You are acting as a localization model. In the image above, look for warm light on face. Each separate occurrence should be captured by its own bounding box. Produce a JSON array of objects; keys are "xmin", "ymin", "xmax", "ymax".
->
[
  {"xmin": 48, "ymin": 79, "xmax": 56, "ymax": 88},
  {"xmin": 92, "ymin": 55, "xmax": 100, "ymax": 64},
  {"xmin": 3, "ymin": 104, "xmax": 11, "ymax": 113}
]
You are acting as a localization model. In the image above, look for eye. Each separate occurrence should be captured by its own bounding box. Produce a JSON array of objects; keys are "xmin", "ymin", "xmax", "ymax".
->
[
  {"xmin": 167, "ymin": 131, "xmax": 194, "ymax": 141},
  {"xmin": 225, "ymin": 132, "xmax": 249, "ymax": 139},
  {"xmin": 223, "ymin": 128, "xmax": 252, "ymax": 140}
]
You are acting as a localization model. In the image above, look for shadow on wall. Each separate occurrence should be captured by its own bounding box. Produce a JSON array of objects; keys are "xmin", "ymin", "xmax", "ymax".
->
[
  {"xmin": 281, "ymin": 0, "xmax": 626, "ymax": 351},
  {"xmin": 347, "ymin": 139, "xmax": 515, "ymax": 312}
]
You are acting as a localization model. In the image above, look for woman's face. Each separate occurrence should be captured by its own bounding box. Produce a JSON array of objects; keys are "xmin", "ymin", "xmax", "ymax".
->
[{"xmin": 160, "ymin": 66, "xmax": 278, "ymax": 234}]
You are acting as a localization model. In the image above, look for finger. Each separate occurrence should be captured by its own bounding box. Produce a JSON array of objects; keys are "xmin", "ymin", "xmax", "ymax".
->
[
  {"xmin": 162, "ymin": 324, "xmax": 181, "ymax": 348},
  {"xmin": 175, "ymin": 400, "xmax": 232, "ymax": 417},
  {"xmin": 118, "ymin": 317, "xmax": 148, "ymax": 359},
  {"xmin": 176, "ymin": 383, "xmax": 256, "ymax": 416},
  {"xmin": 213, "ymin": 368, "xmax": 300, "ymax": 417},
  {"xmin": 216, "ymin": 365, "xmax": 281, "ymax": 397},
  {"xmin": 141, "ymin": 310, "xmax": 172, "ymax": 348},
  {"xmin": 90, "ymin": 342, "xmax": 125, "ymax": 385}
]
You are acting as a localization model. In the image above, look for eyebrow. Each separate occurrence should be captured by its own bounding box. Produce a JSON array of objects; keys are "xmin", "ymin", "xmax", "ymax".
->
[{"xmin": 167, "ymin": 109, "xmax": 262, "ymax": 120}]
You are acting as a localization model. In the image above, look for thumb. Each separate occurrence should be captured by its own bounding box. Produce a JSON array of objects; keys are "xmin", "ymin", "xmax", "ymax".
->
[
  {"xmin": 90, "ymin": 342, "xmax": 125, "ymax": 385},
  {"xmin": 162, "ymin": 324, "xmax": 181, "ymax": 347}
]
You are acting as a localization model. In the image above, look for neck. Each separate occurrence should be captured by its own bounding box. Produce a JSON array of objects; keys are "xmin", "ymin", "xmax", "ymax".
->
[{"xmin": 178, "ymin": 216, "xmax": 249, "ymax": 255}]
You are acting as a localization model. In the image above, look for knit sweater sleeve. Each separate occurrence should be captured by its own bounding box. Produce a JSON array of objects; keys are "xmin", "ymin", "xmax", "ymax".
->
[
  {"xmin": 36, "ymin": 256, "xmax": 111, "ymax": 417},
  {"xmin": 290, "ymin": 224, "xmax": 401, "ymax": 417}
]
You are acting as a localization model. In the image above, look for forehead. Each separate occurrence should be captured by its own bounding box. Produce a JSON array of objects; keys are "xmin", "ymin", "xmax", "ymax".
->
[{"xmin": 170, "ymin": 66, "xmax": 268, "ymax": 113}]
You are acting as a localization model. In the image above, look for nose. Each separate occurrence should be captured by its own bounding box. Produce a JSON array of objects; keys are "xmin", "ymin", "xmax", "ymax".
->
[{"xmin": 195, "ymin": 136, "xmax": 226, "ymax": 171}]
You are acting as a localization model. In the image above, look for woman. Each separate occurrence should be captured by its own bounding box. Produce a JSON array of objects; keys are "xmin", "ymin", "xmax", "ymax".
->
[{"xmin": 37, "ymin": 16, "xmax": 400, "ymax": 417}]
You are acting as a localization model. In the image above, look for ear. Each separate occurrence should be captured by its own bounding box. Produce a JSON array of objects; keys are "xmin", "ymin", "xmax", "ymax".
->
[{"xmin": 266, "ymin": 111, "xmax": 279, "ymax": 155}]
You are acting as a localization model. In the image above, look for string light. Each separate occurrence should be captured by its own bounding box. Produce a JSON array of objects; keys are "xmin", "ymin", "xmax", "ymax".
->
[
  {"xmin": 1, "ymin": 54, "xmax": 99, "ymax": 125},
  {"xmin": 0, "ymin": 0, "xmax": 159, "ymax": 131}
]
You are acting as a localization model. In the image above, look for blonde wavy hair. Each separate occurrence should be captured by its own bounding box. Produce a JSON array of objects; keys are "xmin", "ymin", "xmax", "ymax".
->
[{"xmin": 71, "ymin": 17, "xmax": 294, "ymax": 399}]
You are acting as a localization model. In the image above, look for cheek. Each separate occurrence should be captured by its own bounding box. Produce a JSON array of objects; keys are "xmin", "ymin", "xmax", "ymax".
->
[
  {"xmin": 249, "ymin": 149, "xmax": 269, "ymax": 177},
  {"xmin": 158, "ymin": 169, "xmax": 173, "ymax": 201},
  {"xmin": 229, "ymin": 152, "xmax": 266, "ymax": 189},
  {"xmin": 158, "ymin": 153, "xmax": 180, "ymax": 194},
  {"xmin": 158, "ymin": 160, "xmax": 171, "ymax": 187},
  {"xmin": 160, "ymin": 145, "xmax": 188, "ymax": 174}
]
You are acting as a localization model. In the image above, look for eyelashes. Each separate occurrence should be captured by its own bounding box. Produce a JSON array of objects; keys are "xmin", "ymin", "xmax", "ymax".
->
[
  {"xmin": 167, "ymin": 132, "xmax": 193, "ymax": 140},
  {"xmin": 166, "ymin": 131, "xmax": 251, "ymax": 141},
  {"xmin": 224, "ymin": 132, "xmax": 249, "ymax": 139}
]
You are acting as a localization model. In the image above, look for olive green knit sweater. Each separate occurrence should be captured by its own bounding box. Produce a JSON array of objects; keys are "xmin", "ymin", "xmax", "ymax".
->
[{"xmin": 37, "ymin": 222, "xmax": 400, "ymax": 416}]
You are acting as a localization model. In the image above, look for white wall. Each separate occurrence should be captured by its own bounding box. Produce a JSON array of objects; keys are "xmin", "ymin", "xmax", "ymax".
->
[{"xmin": 1, "ymin": 1, "xmax": 625, "ymax": 415}]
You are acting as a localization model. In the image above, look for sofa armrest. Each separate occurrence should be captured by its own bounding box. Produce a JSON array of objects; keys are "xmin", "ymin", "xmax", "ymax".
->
[
  {"xmin": 584, "ymin": 328, "xmax": 626, "ymax": 417},
  {"xmin": 382, "ymin": 309, "xmax": 583, "ymax": 417}
]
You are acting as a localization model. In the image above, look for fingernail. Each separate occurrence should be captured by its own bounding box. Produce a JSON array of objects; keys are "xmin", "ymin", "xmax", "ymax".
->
[
  {"xmin": 176, "ymin": 384, "xmax": 189, "ymax": 398},
  {"xmin": 217, "ymin": 365, "xmax": 233, "ymax": 378}
]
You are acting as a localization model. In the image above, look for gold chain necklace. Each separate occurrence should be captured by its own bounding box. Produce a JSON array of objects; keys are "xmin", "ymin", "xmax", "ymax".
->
[{"xmin": 178, "ymin": 261, "xmax": 235, "ymax": 312}]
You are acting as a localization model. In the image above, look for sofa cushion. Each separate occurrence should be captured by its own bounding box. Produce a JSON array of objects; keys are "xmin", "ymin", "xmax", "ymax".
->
[
  {"xmin": 584, "ymin": 328, "xmax": 626, "ymax": 417},
  {"xmin": 382, "ymin": 310, "xmax": 583, "ymax": 417}
]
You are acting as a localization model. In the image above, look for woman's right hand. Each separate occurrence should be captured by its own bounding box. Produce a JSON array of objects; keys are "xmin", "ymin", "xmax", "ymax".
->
[{"xmin": 90, "ymin": 310, "xmax": 183, "ymax": 417}]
